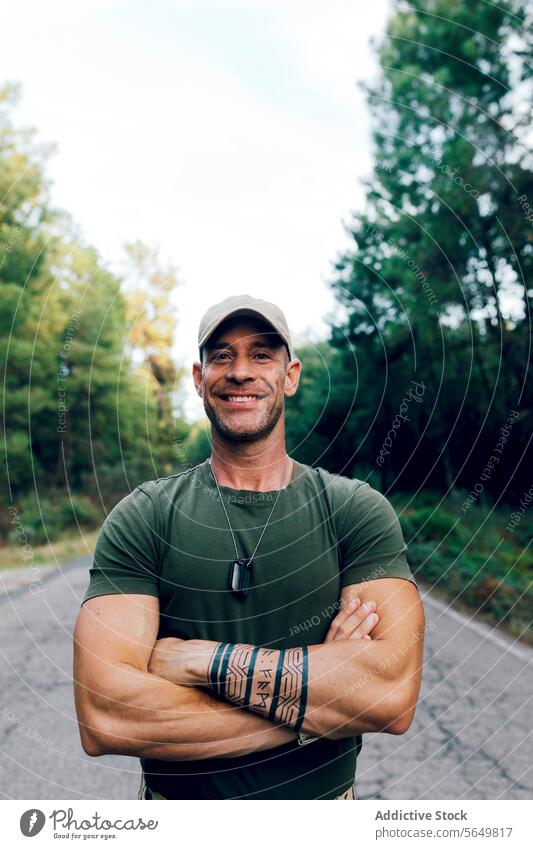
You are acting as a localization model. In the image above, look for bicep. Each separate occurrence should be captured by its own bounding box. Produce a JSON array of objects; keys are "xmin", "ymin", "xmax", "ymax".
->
[
  {"xmin": 340, "ymin": 578, "xmax": 426, "ymax": 673},
  {"xmin": 73, "ymin": 593, "xmax": 160, "ymax": 753},
  {"xmin": 74, "ymin": 594, "xmax": 160, "ymax": 696}
]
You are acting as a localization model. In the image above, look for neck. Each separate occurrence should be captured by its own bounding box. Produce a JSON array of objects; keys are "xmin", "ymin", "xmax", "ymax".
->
[{"xmin": 209, "ymin": 428, "xmax": 292, "ymax": 491}]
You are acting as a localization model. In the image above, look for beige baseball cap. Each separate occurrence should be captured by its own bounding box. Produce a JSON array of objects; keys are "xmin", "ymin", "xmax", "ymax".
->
[{"xmin": 198, "ymin": 294, "xmax": 294, "ymax": 360}]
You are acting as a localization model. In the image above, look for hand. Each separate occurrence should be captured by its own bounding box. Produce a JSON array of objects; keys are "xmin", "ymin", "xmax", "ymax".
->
[
  {"xmin": 148, "ymin": 637, "xmax": 217, "ymax": 686},
  {"xmin": 324, "ymin": 596, "xmax": 379, "ymax": 643}
]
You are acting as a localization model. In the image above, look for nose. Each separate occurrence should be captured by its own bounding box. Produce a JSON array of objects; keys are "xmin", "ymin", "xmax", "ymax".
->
[{"xmin": 226, "ymin": 352, "xmax": 256, "ymax": 384}]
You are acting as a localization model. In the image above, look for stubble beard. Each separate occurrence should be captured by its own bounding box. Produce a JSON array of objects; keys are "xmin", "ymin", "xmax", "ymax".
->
[{"xmin": 203, "ymin": 392, "xmax": 284, "ymax": 444}]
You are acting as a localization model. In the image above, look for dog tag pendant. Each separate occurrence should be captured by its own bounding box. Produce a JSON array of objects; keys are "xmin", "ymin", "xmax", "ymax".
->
[{"xmin": 229, "ymin": 559, "xmax": 253, "ymax": 599}]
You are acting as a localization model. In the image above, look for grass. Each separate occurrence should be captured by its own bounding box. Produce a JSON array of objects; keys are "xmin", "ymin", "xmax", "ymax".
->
[
  {"xmin": 390, "ymin": 490, "xmax": 532, "ymax": 646},
  {"xmin": 0, "ymin": 529, "xmax": 99, "ymax": 572}
]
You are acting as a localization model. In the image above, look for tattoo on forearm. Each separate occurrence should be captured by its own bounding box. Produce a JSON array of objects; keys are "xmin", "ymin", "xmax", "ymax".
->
[{"xmin": 207, "ymin": 643, "xmax": 308, "ymax": 731}]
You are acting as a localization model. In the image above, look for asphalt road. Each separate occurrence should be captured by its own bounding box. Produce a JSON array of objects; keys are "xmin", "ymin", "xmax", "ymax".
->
[{"xmin": 0, "ymin": 557, "xmax": 531, "ymax": 800}]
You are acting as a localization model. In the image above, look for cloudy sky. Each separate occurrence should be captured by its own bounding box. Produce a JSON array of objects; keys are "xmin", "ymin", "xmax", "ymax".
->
[{"xmin": 3, "ymin": 0, "xmax": 390, "ymax": 418}]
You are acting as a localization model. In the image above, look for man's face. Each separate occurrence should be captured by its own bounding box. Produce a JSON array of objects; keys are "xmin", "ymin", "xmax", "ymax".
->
[{"xmin": 192, "ymin": 318, "xmax": 300, "ymax": 443}]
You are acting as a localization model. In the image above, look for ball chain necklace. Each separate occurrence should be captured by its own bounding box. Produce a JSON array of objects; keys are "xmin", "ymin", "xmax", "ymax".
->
[{"xmin": 209, "ymin": 455, "xmax": 292, "ymax": 600}]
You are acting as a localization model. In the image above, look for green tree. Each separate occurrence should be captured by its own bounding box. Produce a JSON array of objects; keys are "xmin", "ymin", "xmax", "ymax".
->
[
  {"xmin": 328, "ymin": 0, "xmax": 532, "ymax": 499},
  {"xmin": 1, "ymin": 84, "xmax": 191, "ymax": 540},
  {"xmin": 0, "ymin": 82, "xmax": 55, "ymax": 498},
  {"xmin": 122, "ymin": 240, "xmax": 187, "ymax": 477}
]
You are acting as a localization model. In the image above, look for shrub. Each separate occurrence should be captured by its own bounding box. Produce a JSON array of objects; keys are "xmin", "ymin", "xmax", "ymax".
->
[
  {"xmin": 6, "ymin": 492, "xmax": 103, "ymax": 546},
  {"xmin": 58, "ymin": 495, "xmax": 102, "ymax": 529}
]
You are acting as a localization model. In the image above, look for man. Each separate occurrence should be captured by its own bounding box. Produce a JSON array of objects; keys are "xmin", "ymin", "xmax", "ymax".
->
[{"xmin": 74, "ymin": 294, "xmax": 425, "ymax": 800}]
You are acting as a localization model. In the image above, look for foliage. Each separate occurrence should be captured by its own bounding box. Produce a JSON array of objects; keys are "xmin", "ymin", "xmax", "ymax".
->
[
  {"xmin": 7, "ymin": 491, "xmax": 103, "ymax": 546},
  {"xmin": 392, "ymin": 491, "xmax": 532, "ymax": 641},
  {"xmin": 323, "ymin": 0, "xmax": 532, "ymax": 501},
  {"xmin": 0, "ymin": 84, "xmax": 191, "ymax": 538}
]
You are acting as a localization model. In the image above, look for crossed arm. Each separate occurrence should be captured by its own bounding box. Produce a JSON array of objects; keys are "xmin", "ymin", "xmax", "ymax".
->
[{"xmin": 74, "ymin": 579, "xmax": 424, "ymax": 760}]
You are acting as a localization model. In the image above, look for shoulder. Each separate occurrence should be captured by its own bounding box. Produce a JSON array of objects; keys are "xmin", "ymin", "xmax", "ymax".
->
[
  {"xmin": 313, "ymin": 465, "xmax": 368, "ymax": 499},
  {"xmin": 313, "ymin": 465, "xmax": 371, "ymax": 508},
  {"xmin": 312, "ymin": 466, "xmax": 399, "ymax": 531},
  {"xmin": 134, "ymin": 462, "xmax": 206, "ymax": 503},
  {"xmin": 103, "ymin": 463, "xmax": 205, "ymax": 527}
]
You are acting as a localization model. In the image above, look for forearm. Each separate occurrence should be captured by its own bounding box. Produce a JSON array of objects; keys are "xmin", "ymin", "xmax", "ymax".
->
[
  {"xmin": 185, "ymin": 639, "xmax": 417, "ymax": 739},
  {"xmin": 77, "ymin": 662, "xmax": 296, "ymax": 760}
]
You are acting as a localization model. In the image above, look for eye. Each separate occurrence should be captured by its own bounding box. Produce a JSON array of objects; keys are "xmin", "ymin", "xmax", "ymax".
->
[{"xmin": 254, "ymin": 352, "xmax": 271, "ymax": 359}]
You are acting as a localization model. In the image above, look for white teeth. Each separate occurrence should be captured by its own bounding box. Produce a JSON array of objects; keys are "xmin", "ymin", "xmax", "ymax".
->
[{"xmin": 226, "ymin": 396, "xmax": 257, "ymax": 402}]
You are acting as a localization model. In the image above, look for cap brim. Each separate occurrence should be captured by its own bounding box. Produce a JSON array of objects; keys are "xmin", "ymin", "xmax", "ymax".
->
[{"xmin": 199, "ymin": 308, "xmax": 291, "ymax": 357}]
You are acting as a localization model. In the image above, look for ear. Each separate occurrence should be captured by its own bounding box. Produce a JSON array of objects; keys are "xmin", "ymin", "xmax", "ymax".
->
[
  {"xmin": 284, "ymin": 358, "xmax": 301, "ymax": 398},
  {"xmin": 192, "ymin": 361, "xmax": 204, "ymax": 397}
]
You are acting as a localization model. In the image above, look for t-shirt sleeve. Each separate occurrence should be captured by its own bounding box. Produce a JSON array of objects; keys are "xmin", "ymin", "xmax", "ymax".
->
[
  {"xmin": 81, "ymin": 484, "xmax": 161, "ymax": 605},
  {"xmin": 334, "ymin": 481, "xmax": 417, "ymax": 590}
]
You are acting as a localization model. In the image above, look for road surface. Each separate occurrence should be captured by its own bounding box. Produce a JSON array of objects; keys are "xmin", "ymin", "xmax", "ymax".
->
[{"xmin": 0, "ymin": 557, "xmax": 531, "ymax": 799}]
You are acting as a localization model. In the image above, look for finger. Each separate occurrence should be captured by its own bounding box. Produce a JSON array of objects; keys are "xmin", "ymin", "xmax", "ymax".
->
[
  {"xmin": 348, "ymin": 611, "xmax": 379, "ymax": 640},
  {"xmin": 324, "ymin": 597, "xmax": 361, "ymax": 642},
  {"xmin": 335, "ymin": 600, "xmax": 377, "ymax": 638},
  {"xmin": 325, "ymin": 599, "xmax": 378, "ymax": 642},
  {"xmin": 363, "ymin": 635, "xmax": 372, "ymax": 641}
]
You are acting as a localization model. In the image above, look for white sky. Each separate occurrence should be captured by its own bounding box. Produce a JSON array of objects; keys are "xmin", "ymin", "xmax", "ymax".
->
[{"xmin": 3, "ymin": 0, "xmax": 390, "ymax": 419}]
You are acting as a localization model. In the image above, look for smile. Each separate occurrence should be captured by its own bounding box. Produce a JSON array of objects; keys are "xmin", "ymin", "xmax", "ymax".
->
[{"xmin": 218, "ymin": 395, "xmax": 262, "ymax": 405}]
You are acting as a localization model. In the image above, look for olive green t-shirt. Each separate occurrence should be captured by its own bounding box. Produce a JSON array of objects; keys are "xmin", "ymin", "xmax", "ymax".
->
[{"xmin": 81, "ymin": 459, "xmax": 417, "ymax": 800}]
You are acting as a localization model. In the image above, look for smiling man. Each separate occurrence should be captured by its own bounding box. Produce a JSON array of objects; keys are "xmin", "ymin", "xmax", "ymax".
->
[{"xmin": 74, "ymin": 294, "xmax": 425, "ymax": 800}]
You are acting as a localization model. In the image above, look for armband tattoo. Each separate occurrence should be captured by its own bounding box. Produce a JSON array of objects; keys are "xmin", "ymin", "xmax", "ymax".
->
[{"xmin": 207, "ymin": 642, "xmax": 309, "ymax": 732}]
